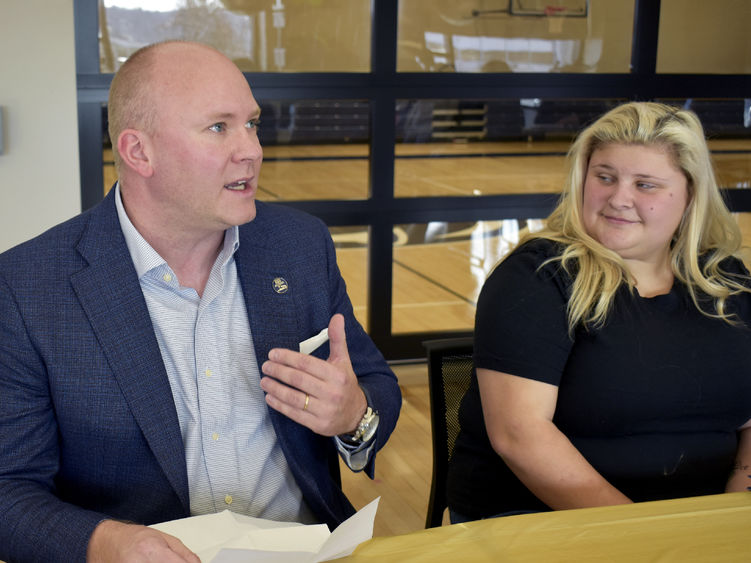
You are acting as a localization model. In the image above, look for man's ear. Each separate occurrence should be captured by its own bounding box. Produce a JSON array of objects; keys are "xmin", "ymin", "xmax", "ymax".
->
[{"xmin": 117, "ymin": 129, "xmax": 154, "ymax": 177}]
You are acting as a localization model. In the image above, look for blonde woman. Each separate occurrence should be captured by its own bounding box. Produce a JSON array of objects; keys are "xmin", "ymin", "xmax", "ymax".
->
[{"xmin": 447, "ymin": 102, "xmax": 751, "ymax": 522}]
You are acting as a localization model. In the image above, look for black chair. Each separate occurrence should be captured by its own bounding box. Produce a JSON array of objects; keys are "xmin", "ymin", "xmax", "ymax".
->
[{"xmin": 423, "ymin": 336, "xmax": 475, "ymax": 528}]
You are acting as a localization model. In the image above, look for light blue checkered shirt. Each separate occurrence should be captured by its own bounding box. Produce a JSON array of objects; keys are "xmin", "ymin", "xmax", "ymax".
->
[{"xmin": 115, "ymin": 185, "xmax": 315, "ymax": 523}]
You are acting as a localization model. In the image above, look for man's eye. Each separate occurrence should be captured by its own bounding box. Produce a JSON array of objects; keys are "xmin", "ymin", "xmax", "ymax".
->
[
  {"xmin": 209, "ymin": 123, "xmax": 226, "ymax": 133},
  {"xmin": 245, "ymin": 119, "xmax": 261, "ymax": 129}
]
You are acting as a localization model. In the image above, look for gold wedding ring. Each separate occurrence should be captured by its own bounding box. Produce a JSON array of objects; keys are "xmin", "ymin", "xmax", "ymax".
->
[{"xmin": 303, "ymin": 393, "xmax": 310, "ymax": 411}]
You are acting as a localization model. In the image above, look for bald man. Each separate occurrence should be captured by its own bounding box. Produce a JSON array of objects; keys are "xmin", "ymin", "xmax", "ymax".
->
[{"xmin": 0, "ymin": 41, "xmax": 401, "ymax": 562}]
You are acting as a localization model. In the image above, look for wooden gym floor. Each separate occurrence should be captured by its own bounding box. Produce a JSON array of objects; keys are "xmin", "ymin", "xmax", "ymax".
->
[{"xmin": 339, "ymin": 363, "xmax": 439, "ymax": 537}]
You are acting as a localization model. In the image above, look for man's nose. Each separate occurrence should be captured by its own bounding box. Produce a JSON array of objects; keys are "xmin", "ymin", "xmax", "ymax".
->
[{"xmin": 234, "ymin": 129, "xmax": 263, "ymax": 162}]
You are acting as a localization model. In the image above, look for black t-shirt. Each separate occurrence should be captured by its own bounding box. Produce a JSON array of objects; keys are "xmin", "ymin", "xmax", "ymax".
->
[{"xmin": 447, "ymin": 239, "xmax": 751, "ymax": 519}]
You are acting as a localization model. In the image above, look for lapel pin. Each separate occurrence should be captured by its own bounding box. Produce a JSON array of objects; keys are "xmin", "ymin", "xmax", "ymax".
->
[{"xmin": 272, "ymin": 277, "xmax": 289, "ymax": 294}]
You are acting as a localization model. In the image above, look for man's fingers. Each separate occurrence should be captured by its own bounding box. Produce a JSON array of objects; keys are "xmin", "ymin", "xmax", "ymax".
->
[
  {"xmin": 260, "ymin": 314, "xmax": 362, "ymax": 436},
  {"xmin": 260, "ymin": 357, "xmax": 326, "ymax": 401},
  {"xmin": 261, "ymin": 374, "xmax": 316, "ymax": 411},
  {"xmin": 163, "ymin": 533, "xmax": 201, "ymax": 563},
  {"xmin": 264, "ymin": 347, "xmax": 328, "ymax": 382},
  {"xmin": 263, "ymin": 388, "xmax": 337, "ymax": 434},
  {"xmin": 87, "ymin": 521, "xmax": 200, "ymax": 563},
  {"xmin": 326, "ymin": 313, "xmax": 350, "ymax": 365}
]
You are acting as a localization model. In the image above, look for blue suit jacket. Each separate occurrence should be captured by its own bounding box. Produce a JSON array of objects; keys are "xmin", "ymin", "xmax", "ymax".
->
[{"xmin": 0, "ymin": 189, "xmax": 401, "ymax": 563}]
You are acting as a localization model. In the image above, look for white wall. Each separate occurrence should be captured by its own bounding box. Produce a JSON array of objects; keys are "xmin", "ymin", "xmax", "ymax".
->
[{"xmin": 0, "ymin": 0, "xmax": 80, "ymax": 252}]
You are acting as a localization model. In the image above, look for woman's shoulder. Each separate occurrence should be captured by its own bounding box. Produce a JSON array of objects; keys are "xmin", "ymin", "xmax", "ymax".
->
[
  {"xmin": 501, "ymin": 237, "xmax": 565, "ymax": 271},
  {"xmin": 488, "ymin": 237, "xmax": 571, "ymax": 291},
  {"xmin": 718, "ymin": 255, "xmax": 751, "ymax": 278},
  {"xmin": 697, "ymin": 252, "xmax": 751, "ymax": 288}
]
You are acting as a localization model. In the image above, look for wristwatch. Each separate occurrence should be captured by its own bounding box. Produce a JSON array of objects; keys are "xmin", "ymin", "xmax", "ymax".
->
[{"xmin": 348, "ymin": 406, "xmax": 380, "ymax": 445}]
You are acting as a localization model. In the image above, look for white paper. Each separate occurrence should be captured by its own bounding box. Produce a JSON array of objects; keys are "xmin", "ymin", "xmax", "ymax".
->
[
  {"xmin": 150, "ymin": 497, "xmax": 379, "ymax": 563},
  {"xmin": 210, "ymin": 549, "xmax": 317, "ymax": 563},
  {"xmin": 299, "ymin": 328, "xmax": 329, "ymax": 354},
  {"xmin": 315, "ymin": 495, "xmax": 380, "ymax": 561}
]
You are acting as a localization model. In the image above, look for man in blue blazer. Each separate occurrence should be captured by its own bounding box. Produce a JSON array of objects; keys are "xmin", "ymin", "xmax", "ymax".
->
[{"xmin": 0, "ymin": 41, "xmax": 401, "ymax": 562}]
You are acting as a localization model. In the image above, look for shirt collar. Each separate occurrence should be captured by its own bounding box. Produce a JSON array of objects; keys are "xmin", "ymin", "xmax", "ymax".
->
[
  {"xmin": 115, "ymin": 182, "xmax": 240, "ymax": 279},
  {"xmin": 218, "ymin": 222, "xmax": 240, "ymax": 268}
]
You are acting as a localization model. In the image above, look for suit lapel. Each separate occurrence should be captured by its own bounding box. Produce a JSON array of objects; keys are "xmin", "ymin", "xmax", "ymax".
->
[
  {"xmin": 235, "ymin": 207, "xmax": 344, "ymax": 523},
  {"xmin": 235, "ymin": 211, "xmax": 311, "ymax": 465},
  {"xmin": 71, "ymin": 193, "xmax": 190, "ymax": 512},
  {"xmin": 235, "ymin": 218, "xmax": 300, "ymax": 367}
]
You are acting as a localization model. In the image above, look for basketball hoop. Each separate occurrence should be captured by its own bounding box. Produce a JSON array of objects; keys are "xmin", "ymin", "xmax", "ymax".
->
[
  {"xmin": 544, "ymin": 5, "xmax": 568, "ymax": 16},
  {"xmin": 508, "ymin": 1, "xmax": 588, "ymax": 18},
  {"xmin": 545, "ymin": 5, "xmax": 567, "ymax": 32}
]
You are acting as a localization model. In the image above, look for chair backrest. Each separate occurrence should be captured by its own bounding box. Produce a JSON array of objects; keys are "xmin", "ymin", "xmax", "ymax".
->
[{"xmin": 423, "ymin": 336, "xmax": 474, "ymax": 528}]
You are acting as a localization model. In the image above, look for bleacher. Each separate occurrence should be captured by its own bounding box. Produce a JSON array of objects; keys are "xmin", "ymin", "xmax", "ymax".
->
[{"xmin": 104, "ymin": 99, "xmax": 750, "ymax": 148}]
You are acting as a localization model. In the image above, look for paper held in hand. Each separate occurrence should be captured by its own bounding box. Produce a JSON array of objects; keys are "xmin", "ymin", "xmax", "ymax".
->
[{"xmin": 151, "ymin": 497, "xmax": 379, "ymax": 563}]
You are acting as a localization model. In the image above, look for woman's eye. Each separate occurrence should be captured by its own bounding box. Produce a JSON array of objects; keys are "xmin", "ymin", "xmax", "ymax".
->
[
  {"xmin": 209, "ymin": 123, "xmax": 226, "ymax": 133},
  {"xmin": 637, "ymin": 182, "xmax": 656, "ymax": 190},
  {"xmin": 598, "ymin": 175, "xmax": 614, "ymax": 184},
  {"xmin": 245, "ymin": 119, "xmax": 261, "ymax": 129}
]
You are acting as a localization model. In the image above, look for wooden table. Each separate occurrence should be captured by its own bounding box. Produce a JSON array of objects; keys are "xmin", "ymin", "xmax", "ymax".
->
[{"xmin": 342, "ymin": 492, "xmax": 751, "ymax": 562}]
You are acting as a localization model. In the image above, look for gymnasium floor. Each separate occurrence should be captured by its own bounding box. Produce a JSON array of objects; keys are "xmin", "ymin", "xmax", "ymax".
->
[{"xmin": 340, "ymin": 364, "xmax": 435, "ymax": 537}]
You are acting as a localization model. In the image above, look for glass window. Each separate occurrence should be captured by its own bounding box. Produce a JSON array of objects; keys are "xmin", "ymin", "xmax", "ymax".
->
[
  {"xmin": 103, "ymin": 103, "xmax": 116, "ymax": 195},
  {"xmin": 100, "ymin": 0, "xmax": 371, "ymax": 73},
  {"xmin": 395, "ymin": 98, "xmax": 623, "ymax": 197},
  {"xmin": 103, "ymin": 150, "xmax": 116, "ymax": 196},
  {"xmin": 391, "ymin": 213, "xmax": 751, "ymax": 334},
  {"xmin": 397, "ymin": 0, "xmax": 635, "ymax": 73},
  {"xmin": 331, "ymin": 226, "xmax": 369, "ymax": 331},
  {"xmin": 258, "ymin": 100, "xmax": 370, "ymax": 201},
  {"xmin": 394, "ymin": 97, "xmax": 751, "ymax": 198},
  {"xmin": 655, "ymin": 99, "xmax": 751, "ymax": 190},
  {"xmin": 735, "ymin": 212, "xmax": 751, "ymax": 271},
  {"xmin": 736, "ymin": 212, "xmax": 751, "ymax": 246},
  {"xmin": 391, "ymin": 219, "xmax": 543, "ymax": 334},
  {"xmin": 657, "ymin": 0, "xmax": 751, "ymax": 74},
  {"xmin": 102, "ymin": 99, "xmax": 371, "ymax": 201},
  {"xmin": 711, "ymin": 139, "xmax": 751, "ymax": 191}
]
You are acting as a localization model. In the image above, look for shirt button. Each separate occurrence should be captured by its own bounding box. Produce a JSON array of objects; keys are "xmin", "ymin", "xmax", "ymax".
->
[
  {"xmin": 212, "ymin": 432, "xmax": 219, "ymax": 441},
  {"xmin": 163, "ymin": 273, "xmax": 172, "ymax": 282},
  {"xmin": 225, "ymin": 494, "xmax": 233, "ymax": 505},
  {"xmin": 205, "ymin": 368, "xmax": 212, "ymax": 377}
]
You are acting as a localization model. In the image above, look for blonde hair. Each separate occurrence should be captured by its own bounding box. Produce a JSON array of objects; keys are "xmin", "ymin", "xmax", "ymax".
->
[{"xmin": 517, "ymin": 101, "xmax": 749, "ymax": 333}]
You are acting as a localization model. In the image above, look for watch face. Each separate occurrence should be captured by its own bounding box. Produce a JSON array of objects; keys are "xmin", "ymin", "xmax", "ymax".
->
[{"xmin": 361, "ymin": 413, "xmax": 380, "ymax": 443}]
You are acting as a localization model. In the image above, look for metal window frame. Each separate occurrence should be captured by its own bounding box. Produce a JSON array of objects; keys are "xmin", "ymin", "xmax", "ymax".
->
[{"xmin": 74, "ymin": 0, "xmax": 751, "ymax": 360}]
